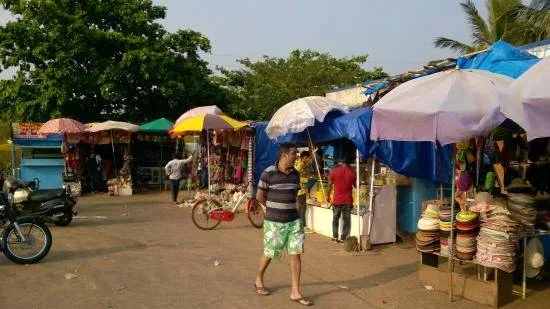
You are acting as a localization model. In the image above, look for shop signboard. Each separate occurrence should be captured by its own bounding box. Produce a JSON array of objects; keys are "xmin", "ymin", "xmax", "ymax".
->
[{"xmin": 11, "ymin": 123, "xmax": 46, "ymax": 139}]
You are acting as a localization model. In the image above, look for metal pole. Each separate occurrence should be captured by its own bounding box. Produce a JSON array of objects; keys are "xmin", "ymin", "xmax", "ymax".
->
[
  {"xmin": 207, "ymin": 130, "xmax": 211, "ymax": 194},
  {"xmin": 368, "ymin": 158, "xmax": 376, "ymax": 236},
  {"xmin": 160, "ymin": 142, "xmax": 163, "ymax": 192},
  {"xmin": 111, "ymin": 130, "xmax": 117, "ymax": 178},
  {"xmin": 247, "ymin": 132, "xmax": 253, "ymax": 199},
  {"xmin": 356, "ymin": 150, "xmax": 361, "ymax": 243},
  {"xmin": 449, "ymin": 149, "xmax": 456, "ymax": 301},
  {"xmin": 307, "ymin": 128, "xmax": 325, "ymax": 202},
  {"xmin": 10, "ymin": 141, "xmax": 16, "ymax": 177}
]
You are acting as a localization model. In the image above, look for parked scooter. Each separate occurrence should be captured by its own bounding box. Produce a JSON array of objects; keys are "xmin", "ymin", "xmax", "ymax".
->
[
  {"xmin": 3, "ymin": 177, "xmax": 78, "ymax": 226},
  {"xmin": 0, "ymin": 191, "xmax": 52, "ymax": 264}
]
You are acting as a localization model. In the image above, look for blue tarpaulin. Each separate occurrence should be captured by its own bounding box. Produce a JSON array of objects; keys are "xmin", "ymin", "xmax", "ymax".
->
[
  {"xmin": 457, "ymin": 40, "xmax": 540, "ymax": 78},
  {"xmin": 272, "ymin": 108, "xmax": 454, "ymax": 183},
  {"xmin": 251, "ymin": 122, "xmax": 279, "ymax": 186}
]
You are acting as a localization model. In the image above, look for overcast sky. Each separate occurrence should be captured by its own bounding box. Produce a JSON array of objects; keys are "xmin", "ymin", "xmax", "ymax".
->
[{"xmin": 1, "ymin": 0, "xmax": 488, "ymax": 76}]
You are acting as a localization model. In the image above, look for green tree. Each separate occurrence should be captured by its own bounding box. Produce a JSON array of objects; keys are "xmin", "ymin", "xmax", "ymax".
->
[
  {"xmin": 214, "ymin": 49, "xmax": 387, "ymax": 121},
  {"xmin": 0, "ymin": 0, "xmax": 227, "ymax": 123},
  {"xmin": 434, "ymin": 0, "xmax": 550, "ymax": 54}
]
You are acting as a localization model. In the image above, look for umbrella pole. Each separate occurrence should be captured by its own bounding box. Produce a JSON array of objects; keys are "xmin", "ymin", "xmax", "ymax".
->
[
  {"xmin": 111, "ymin": 130, "xmax": 118, "ymax": 178},
  {"xmin": 356, "ymin": 150, "xmax": 361, "ymax": 248},
  {"xmin": 448, "ymin": 147, "xmax": 456, "ymax": 301},
  {"xmin": 160, "ymin": 143, "xmax": 163, "ymax": 192},
  {"xmin": 367, "ymin": 158, "xmax": 376, "ymax": 236},
  {"xmin": 307, "ymin": 128, "xmax": 325, "ymax": 202},
  {"xmin": 207, "ymin": 130, "xmax": 211, "ymax": 194}
]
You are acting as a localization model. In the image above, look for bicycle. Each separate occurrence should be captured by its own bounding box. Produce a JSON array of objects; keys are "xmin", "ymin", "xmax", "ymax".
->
[{"xmin": 191, "ymin": 184, "xmax": 264, "ymax": 230}]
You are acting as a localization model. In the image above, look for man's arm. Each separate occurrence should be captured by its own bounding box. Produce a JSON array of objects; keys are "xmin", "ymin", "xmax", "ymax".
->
[
  {"xmin": 164, "ymin": 161, "xmax": 172, "ymax": 176},
  {"xmin": 256, "ymin": 189, "xmax": 267, "ymax": 206},
  {"xmin": 325, "ymin": 180, "xmax": 333, "ymax": 203},
  {"xmin": 180, "ymin": 153, "xmax": 194, "ymax": 164}
]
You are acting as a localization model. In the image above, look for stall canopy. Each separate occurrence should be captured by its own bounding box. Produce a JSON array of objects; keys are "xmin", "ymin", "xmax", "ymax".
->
[
  {"xmin": 251, "ymin": 122, "xmax": 279, "ymax": 186},
  {"xmin": 139, "ymin": 118, "xmax": 174, "ymax": 133},
  {"xmin": 457, "ymin": 40, "xmax": 540, "ymax": 79},
  {"xmin": 275, "ymin": 107, "xmax": 454, "ymax": 183}
]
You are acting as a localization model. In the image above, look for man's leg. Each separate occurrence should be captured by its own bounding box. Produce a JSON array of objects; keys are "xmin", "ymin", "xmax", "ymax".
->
[
  {"xmin": 171, "ymin": 179, "xmax": 179, "ymax": 202},
  {"xmin": 256, "ymin": 255, "xmax": 271, "ymax": 289},
  {"xmin": 290, "ymin": 254, "xmax": 303, "ymax": 299},
  {"xmin": 332, "ymin": 206, "xmax": 342, "ymax": 240},
  {"xmin": 341, "ymin": 206, "xmax": 352, "ymax": 240}
]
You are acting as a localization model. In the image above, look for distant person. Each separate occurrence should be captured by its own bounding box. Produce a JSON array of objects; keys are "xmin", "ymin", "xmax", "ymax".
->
[
  {"xmin": 326, "ymin": 154, "xmax": 356, "ymax": 243},
  {"xmin": 255, "ymin": 144, "xmax": 313, "ymax": 306},
  {"xmin": 294, "ymin": 151, "xmax": 313, "ymax": 231},
  {"xmin": 165, "ymin": 152, "xmax": 193, "ymax": 204}
]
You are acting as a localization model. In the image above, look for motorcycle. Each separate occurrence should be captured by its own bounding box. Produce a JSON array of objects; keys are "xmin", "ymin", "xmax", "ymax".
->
[
  {"xmin": 3, "ymin": 178, "xmax": 78, "ymax": 226},
  {"xmin": 0, "ymin": 191, "xmax": 53, "ymax": 264}
]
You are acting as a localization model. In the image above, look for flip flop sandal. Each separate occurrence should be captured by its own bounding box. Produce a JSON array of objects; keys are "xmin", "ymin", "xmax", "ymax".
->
[
  {"xmin": 254, "ymin": 284, "xmax": 269, "ymax": 296},
  {"xmin": 289, "ymin": 297, "xmax": 313, "ymax": 306}
]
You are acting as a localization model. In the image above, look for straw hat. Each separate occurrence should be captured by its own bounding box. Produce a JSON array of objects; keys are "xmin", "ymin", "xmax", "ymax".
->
[
  {"xmin": 525, "ymin": 238, "xmax": 545, "ymax": 278},
  {"xmin": 508, "ymin": 178, "xmax": 536, "ymax": 195}
]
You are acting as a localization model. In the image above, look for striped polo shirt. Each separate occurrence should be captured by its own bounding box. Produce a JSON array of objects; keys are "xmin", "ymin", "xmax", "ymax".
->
[{"xmin": 258, "ymin": 163, "xmax": 300, "ymax": 223}]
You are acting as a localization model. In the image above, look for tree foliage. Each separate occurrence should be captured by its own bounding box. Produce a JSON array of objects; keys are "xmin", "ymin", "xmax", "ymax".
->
[
  {"xmin": 434, "ymin": 0, "xmax": 550, "ymax": 54},
  {"xmin": 0, "ymin": 0, "xmax": 228, "ymax": 123},
  {"xmin": 214, "ymin": 49, "xmax": 387, "ymax": 121}
]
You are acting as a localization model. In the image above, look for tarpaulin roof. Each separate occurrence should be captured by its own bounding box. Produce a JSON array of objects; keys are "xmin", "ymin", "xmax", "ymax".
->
[
  {"xmin": 457, "ymin": 40, "xmax": 540, "ymax": 78},
  {"xmin": 270, "ymin": 108, "xmax": 454, "ymax": 183},
  {"xmin": 140, "ymin": 118, "xmax": 174, "ymax": 133},
  {"xmin": 251, "ymin": 122, "xmax": 280, "ymax": 186}
]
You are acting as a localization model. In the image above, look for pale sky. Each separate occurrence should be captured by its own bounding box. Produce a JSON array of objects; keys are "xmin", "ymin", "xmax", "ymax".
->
[{"xmin": 1, "ymin": 0, "xmax": 487, "ymax": 76}]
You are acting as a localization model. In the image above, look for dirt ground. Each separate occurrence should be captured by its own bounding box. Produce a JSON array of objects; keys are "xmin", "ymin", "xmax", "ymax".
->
[{"xmin": 1, "ymin": 191, "xmax": 548, "ymax": 309}]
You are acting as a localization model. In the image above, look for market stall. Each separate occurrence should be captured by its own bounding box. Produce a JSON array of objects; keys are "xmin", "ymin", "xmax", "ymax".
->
[
  {"xmin": 10, "ymin": 122, "xmax": 65, "ymax": 189},
  {"xmin": 136, "ymin": 118, "xmax": 175, "ymax": 192},
  {"xmin": 83, "ymin": 121, "xmax": 139, "ymax": 196},
  {"xmin": 369, "ymin": 41, "xmax": 550, "ymax": 306}
]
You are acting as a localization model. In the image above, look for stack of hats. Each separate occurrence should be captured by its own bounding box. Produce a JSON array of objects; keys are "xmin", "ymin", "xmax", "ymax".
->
[
  {"xmin": 507, "ymin": 178, "xmax": 537, "ymax": 233},
  {"xmin": 508, "ymin": 193, "xmax": 537, "ymax": 233},
  {"xmin": 474, "ymin": 198, "xmax": 520, "ymax": 273},
  {"xmin": 535, "ymin": 191, "xmax": 550, "ymax": 229},
  {"xmin": 455, "ymin": 211, "xmax": 480, "ymax": 260},
  {"xmin": 439, "ymin": 201, "xmax": 453, "ymax": 256},
  {"xmin": 416, "ymin": 203, "xmax": 440, "ymax": 252}
]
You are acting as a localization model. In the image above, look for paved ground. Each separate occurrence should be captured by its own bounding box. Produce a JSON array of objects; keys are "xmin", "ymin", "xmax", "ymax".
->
[{"xmin": 1, "ymin": 192, "xmax": 548, "ymax": 309}]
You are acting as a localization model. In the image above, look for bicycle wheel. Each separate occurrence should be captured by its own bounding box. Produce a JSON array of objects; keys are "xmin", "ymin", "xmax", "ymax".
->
[
  {"xmin": 247, "ymin": 199, "xmax": 264, "ymax": 229},
  {"xmin": 2, "ymin": 218, "xmax": 52, "ymax": 264},
  {"xmin": 191, "ymin": 199, "xmax": 222, "ymax": 230}
]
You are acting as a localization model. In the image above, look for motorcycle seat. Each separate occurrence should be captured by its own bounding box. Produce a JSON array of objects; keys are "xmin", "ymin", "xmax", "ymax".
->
[{"xmin": 28, "ymin": 189, "xmax": 65, "ymax": 202}]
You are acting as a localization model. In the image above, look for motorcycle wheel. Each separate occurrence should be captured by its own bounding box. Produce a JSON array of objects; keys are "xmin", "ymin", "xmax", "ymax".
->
[
  {"xmin": 2, "ymin": 218, "xmax": 52, "ymax": 264},
  {"xmin": 54, "ymin": 211, "xmax": 73, "ymax": 226}
]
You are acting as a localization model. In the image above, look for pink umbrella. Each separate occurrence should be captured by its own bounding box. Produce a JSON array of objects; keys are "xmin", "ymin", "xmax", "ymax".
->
[
  {"xmin": 174, "ymin": 105, "xmax": 223, "ymax": 125},
  {"xmin": 38, "ymin": 118, "xmax": 87, "ymax": 135}
]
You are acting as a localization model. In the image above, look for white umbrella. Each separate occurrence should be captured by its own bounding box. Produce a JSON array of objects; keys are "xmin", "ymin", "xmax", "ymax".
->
[
  {"xmin": 174, "ymin": 105, "xmax": 223, "ymax": 125},
  {"xmin": 85, "ymin": 121, "xmax": 139, "ymax": 181},
  {"xmin": 500, "ymin": 57, "xmax": 550, "ymax": 141},
  {"xmin": 266, "ymin": 96, "xmax": 349, "ymax": 207},
  {"xmin": 369, "ymin": 69, "xmax": 512, "ymax": 300},
  {"xmin": 370, "ymin": 69, "xmax": 513, "ymax": 145},
  {"xmin": 85, "ymin": 121, "xmax": 140, "ymax": 133},
  {"xmin": 265, "ymin": 96, "xmax": 349, "ymax": 139}
]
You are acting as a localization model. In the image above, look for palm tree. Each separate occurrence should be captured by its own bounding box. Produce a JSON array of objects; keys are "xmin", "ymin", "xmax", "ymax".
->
[{"xmin": 434, "ymin": 0, "xmax": 550, "ymax": 54}]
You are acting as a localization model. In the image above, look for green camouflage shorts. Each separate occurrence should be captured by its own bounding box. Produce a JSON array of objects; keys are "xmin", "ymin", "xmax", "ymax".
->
[{"xmin": 263, "ymin": 219, "xmax": 304, "ymax": 259}]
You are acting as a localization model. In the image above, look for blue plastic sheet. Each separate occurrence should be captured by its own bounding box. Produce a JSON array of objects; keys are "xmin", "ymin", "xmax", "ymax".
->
[
  {"xmin": 272, "ymin": 108, "xmax": 454, "ymax": 183},
  {"xmin": 457, "ymin": 40, "xmax": 540, "ymax": 78},
  {"xmin": 251, "ymin": 122, "xmax": 279, "ymax": 186}
]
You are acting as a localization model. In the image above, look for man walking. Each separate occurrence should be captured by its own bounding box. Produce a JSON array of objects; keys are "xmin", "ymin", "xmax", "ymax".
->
[
  {"xmin": 164, "ymin": 152, "xmax": 193, "ymax": 204},
  {"xmin": 255, "ymin": 144, "xmax": 313, "ymax": 306},
  {"xmin": 326, "ymin": 154, "xmax": 356, "ymax": 243}
]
